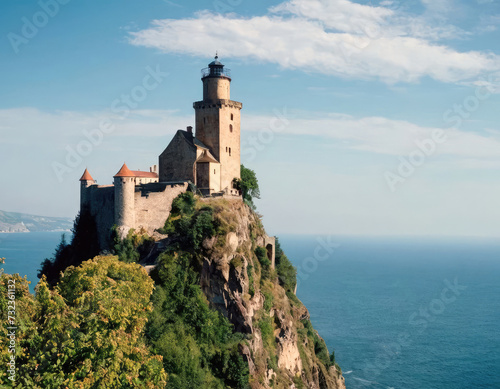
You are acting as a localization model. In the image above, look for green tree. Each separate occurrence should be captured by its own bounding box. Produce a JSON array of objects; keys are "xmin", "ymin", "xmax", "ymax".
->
[
  {"xmin": 275, "ymin": 238, "xmax": 297, "ymax": 293},
  {"xmin": 38, "ymin": 210, "xmax": 100, "ymax": 286},
  {"xmin": 1, "ymin": 256, "xmax": 167, "ymax": 388},
  {"xmin": 233, "ymin": 165, "xmax": 260, "ymax": 208}
]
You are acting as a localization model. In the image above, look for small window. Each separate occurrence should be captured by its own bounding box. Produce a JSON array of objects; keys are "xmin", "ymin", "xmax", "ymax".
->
[
  {"xmin": 204, "ymin": 117, "xmax": 207, "ymax": 124},
  {"xmin": 231, "ymin": 113, "xmax": 234, "ymax": 120},
  {"xmin": 226, "ymin": 147, "xmax": 228, "ymax": 152},
  {"xmin": 229, "ymin": 124, "xmax": 233, "ymax": 132},
  {"xmin": 229, "ymin": 147, "xmax": 231, "ymax": 156},
  {"xmin": 214, "ymin": 169, "xmax": 216, "ymax": 174}
]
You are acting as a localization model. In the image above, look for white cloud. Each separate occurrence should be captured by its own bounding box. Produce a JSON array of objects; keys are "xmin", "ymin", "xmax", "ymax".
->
[
  {"xmin": 3, "ymin": 107, "xmax": 500, "ymax": 163},
  {"xmin": 243, "ymin": 110, "xmax": 500, "ymax": 159},
  {"xmin": 129, "ymin": 0, "xmax": 500, "ymax": 84}
]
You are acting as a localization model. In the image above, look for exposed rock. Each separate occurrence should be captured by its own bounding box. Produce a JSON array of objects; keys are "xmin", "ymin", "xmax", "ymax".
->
[{"xmin": 191, "ymin": 198, "xmax": 346, "ymax": 388}]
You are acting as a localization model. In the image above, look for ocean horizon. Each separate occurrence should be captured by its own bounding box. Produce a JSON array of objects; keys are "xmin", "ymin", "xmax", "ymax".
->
[{"xmin": 1, "ymin": 232, "xmax": 499, "ymax": 388}]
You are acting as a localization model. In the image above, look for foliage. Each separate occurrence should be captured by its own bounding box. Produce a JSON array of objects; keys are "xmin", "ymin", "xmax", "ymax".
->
[
  {"xmin": 0, "ymin": 256, "xmax": 167, "ymax": 388},
  {"xmin": 246, "ymin": 264, "xmax": 255, "ymax": 297},
  {"xmin": 255, "ymin": 246, "xmax": 271, "ymax": 280},
  {"xmin": 262, "ymin": 289, "xmax": 274, "ymax": 313},
  {"xmin": 233, "ymin": 165, "xmax": 260, "ymax": 209},
  {"xmin": 38, "ymin": 211, "xmax": 100, "ymax": 286},
  {"xmin": 275, "ymin": 238, "xmax": 297, "ymax": 294},
  {"xmin": 146, "ymin": 249, "xmax": 249, "ymax": 388},
  {"xmin": 230, "ymin": 256, "xmax": 243, "ymax": 269},
  {"xmin": 257, "ymin": 316, "xmax": 274, "ymax": 351},
  {"xmin": 301, "ymin": 319, "xmax": 331, "ymax": 368},
  {"xmin": 160, "ymin": 193, "xmax": 226, "ymax": 253},
  {"xmin": 112, "ymin": 227, "xmax": 155, "ymax": 263}
]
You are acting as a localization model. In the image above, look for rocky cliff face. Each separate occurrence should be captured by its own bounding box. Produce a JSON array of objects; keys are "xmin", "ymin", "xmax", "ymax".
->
[{"xmin": 194, "ymin": 198, "xmax": 346, "ymax": 389}]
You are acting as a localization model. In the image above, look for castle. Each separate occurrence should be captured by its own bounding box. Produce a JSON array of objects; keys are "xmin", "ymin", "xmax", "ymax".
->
[{"xmin": 79, "ymin": 56, "xmax": 245, "ymax": 248}]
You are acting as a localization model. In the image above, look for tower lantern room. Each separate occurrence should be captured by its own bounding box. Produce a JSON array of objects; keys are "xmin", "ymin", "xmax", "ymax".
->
[{"xmin": 201, "ymin": 55, "xmax": 232, "ymax": 101}]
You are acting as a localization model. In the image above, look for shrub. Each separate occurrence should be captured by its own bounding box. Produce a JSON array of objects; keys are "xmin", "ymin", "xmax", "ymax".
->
[
  {"xmin": 230, "ymin": 256, "xmax": 243, "ymax": 269},
  {"xmin": 275, "ymin": 238, "xmax": 297, "ymax": 294},
  {"xmin": 233, "ymin": 165, "xmax": 260, "ymax": 209},
  {"xmin": 263, "ymin": 290, "xmax": 274, "ymax": 313},
  {"xmin": 247, "ymin": 264, "xmax": 255, "ymax": 297},
  {"xmin": 255, "ymin": 246, "xmax": 271, "ymax": 280},
  {"xmin": 111, "ymin": 227, "xmax": 155, "ymax": 263}
]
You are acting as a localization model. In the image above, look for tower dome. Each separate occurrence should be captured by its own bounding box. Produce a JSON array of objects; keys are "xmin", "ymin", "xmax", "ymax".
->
[{"xmin": 202, "ymin": 54, "xmax": 231, "ymax": 79}]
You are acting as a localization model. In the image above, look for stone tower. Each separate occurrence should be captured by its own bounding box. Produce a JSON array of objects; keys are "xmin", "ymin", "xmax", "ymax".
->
[
  {"xmin": 79, "ymin": 168, "xmax": 95, "ymax": 212},
  {"xmin": 114, "ymin": 163, "xmax": 135, "ymax": 234},
  {"xmin": 194, "ymin": 55, "xmax": 242, "ymax": 194}
]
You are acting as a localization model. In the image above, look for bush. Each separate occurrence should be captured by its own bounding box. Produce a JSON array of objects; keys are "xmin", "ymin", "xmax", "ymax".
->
[
  {"xmin": 111, "ymin": 227, "xmax": 155, "ymax": 263},
  {"xmin": 233, "ymin": 165, "xmax": 260, "ymax": 209},
  {"xmin": 301, "ymin": 319, "xmax": 331, "ymax": 368},
  {"xmin": 255, "ymin": 246, "xmax": 271, "ymax": 280},
  {"xmin": 247, "ymin": 264, "xmax": 255, "ymax": 297},
  {"xmin": 275, "ymin": 238, "xmax": 297, "ymax": 293}
]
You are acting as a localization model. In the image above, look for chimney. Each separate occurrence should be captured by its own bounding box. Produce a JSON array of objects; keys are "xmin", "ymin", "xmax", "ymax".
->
[{"xmin": 187, "ymin": 126, "xmax": 193, "ymax": 135}]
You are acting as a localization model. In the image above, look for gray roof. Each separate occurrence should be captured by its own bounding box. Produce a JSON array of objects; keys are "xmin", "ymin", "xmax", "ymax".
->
[{"xmin": 176, "ymin": 129, "xmax": 209, "ymax": 150}]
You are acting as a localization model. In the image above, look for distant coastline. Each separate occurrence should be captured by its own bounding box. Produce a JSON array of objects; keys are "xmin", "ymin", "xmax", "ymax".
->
[{"xmin": 0, "ymin": 210, "xmax": 73, "ymax": 233}]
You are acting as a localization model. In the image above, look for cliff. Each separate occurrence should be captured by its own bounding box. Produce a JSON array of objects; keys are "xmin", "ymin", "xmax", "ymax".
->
[
  {"xmin": 145, "ymin": 195, "xmax": 346, "ymax": 388},
  {"xmin": 33, "ymin": 192, "xmax": 346, "ymax": 388}
]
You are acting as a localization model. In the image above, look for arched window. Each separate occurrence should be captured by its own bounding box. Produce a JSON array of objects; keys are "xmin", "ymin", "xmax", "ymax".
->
[
  {"xmin": 231, "ymin": 113, "xmax": 234, "ymax": 121},
  {"xmin": 229, "ymin": 124, "xmax": 233, "ymax": 132}
]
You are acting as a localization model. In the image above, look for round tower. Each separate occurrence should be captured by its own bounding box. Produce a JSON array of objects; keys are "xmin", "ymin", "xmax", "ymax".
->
[
  {"xmin": 79, "ymin": 168, "xmax": 95, "ymax": 213},
  {"xmin": 114, "ymin": 163, "xmax": 135, "ymax": 233}
]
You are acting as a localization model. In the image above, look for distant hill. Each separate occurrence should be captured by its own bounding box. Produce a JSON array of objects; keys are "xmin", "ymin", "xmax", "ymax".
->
[{"xmin": 0, "ymin": 210, "xmax": 73, "ymax": 233}]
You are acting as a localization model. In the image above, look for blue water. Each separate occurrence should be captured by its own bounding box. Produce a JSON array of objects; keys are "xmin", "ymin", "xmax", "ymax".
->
[
  {"xmin": 1, "ymin": 232, "xmax": 499, "ymax": 388},
  {"xmin": 280, "ymin": 235, "xmax": 500, "ymax": 389},
  {"xmin": 0, "ymin": 231, "xmax": 65, "ymax": 292}
]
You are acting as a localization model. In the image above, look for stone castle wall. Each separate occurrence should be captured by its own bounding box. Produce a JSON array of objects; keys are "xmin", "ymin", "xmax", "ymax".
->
[
  {"xmin": 134, "ymin": 182, "xmax": 188, "ymax": 235},
  {"xmin": 84, "ymin": 182, "xmax": 188, "ymax": 249},
  {"xmin": 87, "ymin": 185, "xmax": 115, "ymax": 249}
]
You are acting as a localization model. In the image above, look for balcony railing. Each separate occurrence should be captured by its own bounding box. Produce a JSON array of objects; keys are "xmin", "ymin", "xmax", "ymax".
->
[{"xmin": 201, "ymin": 67, "xmax": 231, "ymax": 78}]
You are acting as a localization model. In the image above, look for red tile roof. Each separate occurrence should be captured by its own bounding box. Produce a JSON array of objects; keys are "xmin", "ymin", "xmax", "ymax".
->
[
  {"xmin": 114, "ymin": 163, "xmax": 134, "ymax": 177},
  {"xmin": 79, "ymin": 168, "xmax": 94, "ymax": 181},
  {"xmin": 132, "ymin": 170, "xmax": 158, "ymax": 178}
]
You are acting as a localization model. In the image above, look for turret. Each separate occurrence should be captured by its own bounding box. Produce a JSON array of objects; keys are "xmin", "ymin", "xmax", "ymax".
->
[
  {"xmin": 114, "ymin": 163, "xmax": 135, "ymax": 233},
  {"xmin": 79, "ymin": 168, "xmax": 95, "ymax": 212}
]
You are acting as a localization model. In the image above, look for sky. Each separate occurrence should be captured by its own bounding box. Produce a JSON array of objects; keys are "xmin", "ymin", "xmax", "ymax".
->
[{"xmin": 1, "ymin": 0, "xmax": 500, "ymax": 237}]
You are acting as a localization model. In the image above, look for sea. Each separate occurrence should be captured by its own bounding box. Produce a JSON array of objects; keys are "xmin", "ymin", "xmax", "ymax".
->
[{"xmin": 1, "ymin": 232, "xmax": 499, "ymax": 388}]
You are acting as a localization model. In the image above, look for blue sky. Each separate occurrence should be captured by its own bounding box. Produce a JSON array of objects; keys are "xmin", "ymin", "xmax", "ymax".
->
[{"xmin": 1, "ymin": 0, "xmax": 500, "ymax": 236}]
